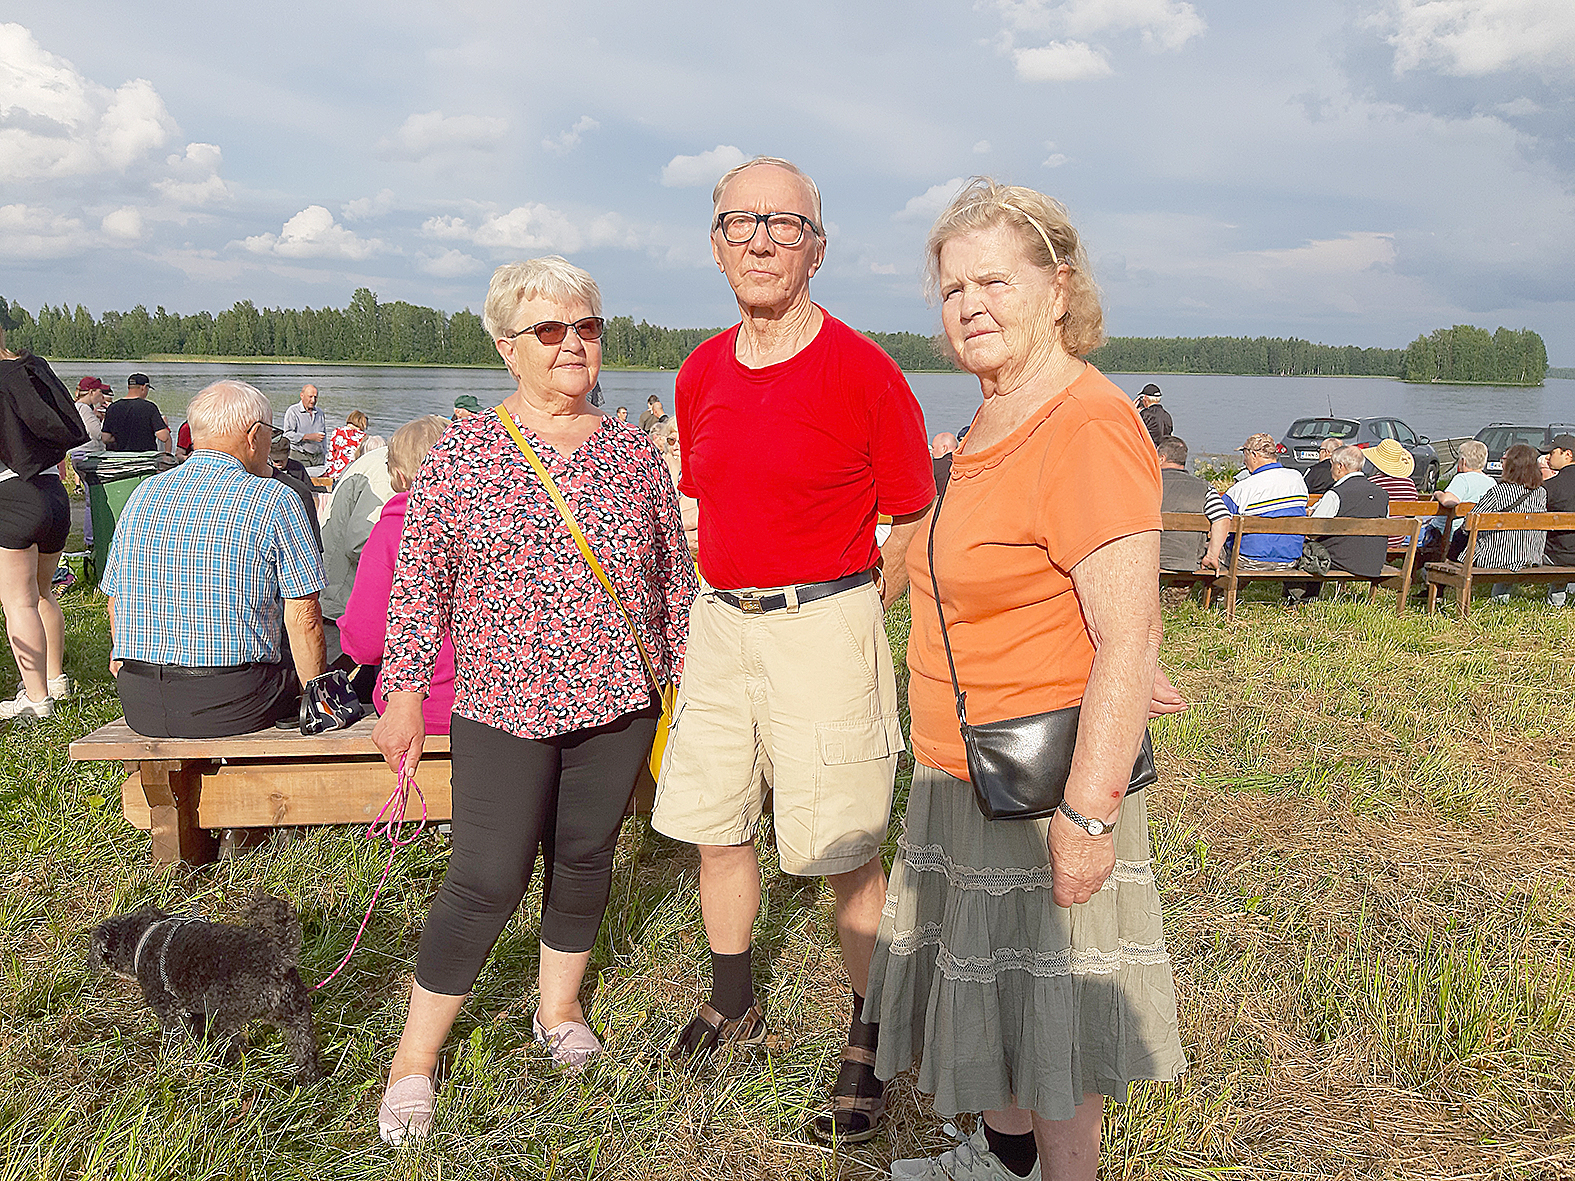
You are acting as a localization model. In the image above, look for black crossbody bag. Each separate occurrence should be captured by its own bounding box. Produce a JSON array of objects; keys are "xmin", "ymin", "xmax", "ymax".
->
[{"xmin": 926, "ymin": 476, "xmax": 1157, "ymax": 821}]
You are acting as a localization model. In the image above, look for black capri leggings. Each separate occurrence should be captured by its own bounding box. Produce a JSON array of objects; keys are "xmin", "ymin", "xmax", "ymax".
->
[{"xmin": 414, "ymin": 700, "xmax": 659, "ymax": 996}]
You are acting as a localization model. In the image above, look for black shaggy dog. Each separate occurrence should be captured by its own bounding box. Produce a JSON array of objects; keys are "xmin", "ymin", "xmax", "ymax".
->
[{"xmin": 89, "ymin": 894, "xmax": 322, "ymax": 1082}]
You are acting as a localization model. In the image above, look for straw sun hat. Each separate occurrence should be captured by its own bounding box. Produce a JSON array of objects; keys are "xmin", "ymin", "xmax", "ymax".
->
[{"xmin": 1366, "ymin": 438, "xmax": 1415, "ymax": 478}]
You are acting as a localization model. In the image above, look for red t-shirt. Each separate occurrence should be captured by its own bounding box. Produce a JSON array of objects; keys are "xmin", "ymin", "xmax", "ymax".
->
[{"xmin": 676, "ymin": 310, "xmax": 935, "ymax": 589}]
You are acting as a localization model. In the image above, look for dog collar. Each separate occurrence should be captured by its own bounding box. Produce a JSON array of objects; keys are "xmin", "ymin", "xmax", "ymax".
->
[{"xmin": 132, "ymin": 916, "xmax": 193, "ymax": 979}]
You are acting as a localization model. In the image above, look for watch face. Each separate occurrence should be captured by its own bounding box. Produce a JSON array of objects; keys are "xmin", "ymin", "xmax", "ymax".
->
[{"xmin": 1087, "ymin": 819, "xmax": 1106, "ymax": 835}]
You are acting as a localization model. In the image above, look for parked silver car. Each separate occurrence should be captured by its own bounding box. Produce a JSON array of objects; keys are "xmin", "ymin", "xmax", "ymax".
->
[{"xmin": 1276, "ymin": 416, "xmax": 1440, "ymax": 490}]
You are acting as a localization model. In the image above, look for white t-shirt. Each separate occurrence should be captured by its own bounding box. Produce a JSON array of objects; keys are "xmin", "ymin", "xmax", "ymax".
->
[{"xmin": 72, "ymin": 402, "xmax": 107, "ymax": 458}]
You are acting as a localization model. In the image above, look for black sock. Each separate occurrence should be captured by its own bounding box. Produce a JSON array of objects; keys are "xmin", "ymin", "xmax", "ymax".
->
[
  {"xmin": 983, "ymin": 1123, "xmax": 1038, "ymax": 1177},
  {"xmin": 708, "ymin": 948, "xmax": 754, "ymax": 1020},
  {"xmin": 849, "ymin": 989, "xmax": 879, "ymax": 1051}
]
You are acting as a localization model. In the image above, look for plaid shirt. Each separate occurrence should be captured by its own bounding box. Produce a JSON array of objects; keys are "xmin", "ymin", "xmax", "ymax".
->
[{"xmin": 103, "ymin": 451, "xmax": 325, "ymax": 665}]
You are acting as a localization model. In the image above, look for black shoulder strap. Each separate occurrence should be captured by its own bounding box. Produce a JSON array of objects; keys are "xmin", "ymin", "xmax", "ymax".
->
[{"xmin": 926, "ymin": 474, "xmax": 969, "ymax": 725}]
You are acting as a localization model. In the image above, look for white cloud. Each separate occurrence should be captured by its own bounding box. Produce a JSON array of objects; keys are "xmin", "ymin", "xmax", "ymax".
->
[
  {"xmin": 1374, "ymin": 0, "xmax": 1575, "ymax": 80},
  {"xmin": 376, "ymin": 110, "xmax": 509, "ymax": 161},
  {"xmin": 101, "ymin": 207, "xmax": 144, "ymax": 240},
  {"xmin": 425, "ymin": 205, "xmax": 645, "ymax": 255},
  {"xmin": 988, "ymin": 0, "xmax": 1205, "ymax": 49},
  {"xmin": 895, "ymin": 178, "xmax": 966, "ymax": 221},
  {"xmin": 240, "ymin": 205, "xmax": 386, "ymax": 261},
  {"xmin": 1043, "ymin": 141, "xmax": 1071, "ymax": 167},
  {"xmin": 0, "ymin": 22, "xmax": 177, "ymax": 179},
  {"xmin": 418, "ymin": 249, "xmax": 485, "ymax": 278},
  {"xmin": 660, "ymin": 145, "xmax": 746, "ymax": 188},
  {"xmin": 0, "ymin": 203, "xmax": 85, "ymax": 259},
  {"xmin": 870, "ymin": 262, "xmax": 899, "ymax": 275},
  {"xmin": 343, "ymin": 189, "xmax": 396, "ymax": 221},
  {"xmin": 543, "ymin": 115, "xmax": 599, "ymax": 155},
  {"xmin": 1013, "ymin": 40, "xmax": 1114, "ymax": 81},
  {"xmin": 974, "ymin": 140, "xmax": 993, "ymax": 153},
  {"xmin": 153, "ymin": 142, "xmax": 231, "ymax": 205}
]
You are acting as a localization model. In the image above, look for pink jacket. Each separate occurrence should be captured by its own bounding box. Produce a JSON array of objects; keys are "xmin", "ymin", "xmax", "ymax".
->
[{"xmin": 338, "ymin": 492, "xmax": 455, "ymax": 733}]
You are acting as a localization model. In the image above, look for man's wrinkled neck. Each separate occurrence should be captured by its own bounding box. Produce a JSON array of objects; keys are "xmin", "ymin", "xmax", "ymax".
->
[{"xmin": 734, "ymin": 295, "xmax": 822, "ymax": 369}]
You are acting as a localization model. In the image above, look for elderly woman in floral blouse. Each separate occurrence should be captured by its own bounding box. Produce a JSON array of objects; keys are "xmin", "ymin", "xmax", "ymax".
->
[{"xmin": 372, "ymin": 256, "xmax": 697, "ymax": 1144}]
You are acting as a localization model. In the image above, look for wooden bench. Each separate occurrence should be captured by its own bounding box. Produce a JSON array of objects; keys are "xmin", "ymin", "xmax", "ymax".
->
[
  {"xmin": 1159, "ymin": 511, "xmax": 1224, "ymax": 607},
  {"xmin": 1221, "ymin": 515, "xmax": 1422, "ymax": 618},
  {"xmin": 1423, "ymin": 511, "xmax": 1575, "ymax": 618},
  {"xmin": 69, "ymin": 716, "xmax": 451, "ymax": 868}
]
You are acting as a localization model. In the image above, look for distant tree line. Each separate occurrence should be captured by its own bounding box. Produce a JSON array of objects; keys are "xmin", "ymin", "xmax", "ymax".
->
[
  {"xmin": 0, "ymin": 293, "xmax": 1553, "ymax": 384},
  {"xmin": 1401, "ymin": 325, "xmax": 1547, "ymax": 386},
  {"xmin": 1085, "ymin": 335, "xmax": 1406, "ymax": 377}
]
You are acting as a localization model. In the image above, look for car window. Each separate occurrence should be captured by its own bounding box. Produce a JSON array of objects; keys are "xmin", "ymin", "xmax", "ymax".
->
[
  {"xmin": 1478, "ymin": 427, "xmax": 1547, "ymax": 452},
  {"xmin": 1288, "ymin": 419, "xmax": 1357, "ymax": 439},
  {"xmin": 1392, "ymin": 421, "xmax": 1417, "ymax": 444},
  {"xmin": 1370, "ymin": 420, "xmax": 1395, "ymax": 440}
]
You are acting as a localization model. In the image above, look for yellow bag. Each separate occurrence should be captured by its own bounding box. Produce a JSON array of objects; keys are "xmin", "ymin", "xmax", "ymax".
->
[{"xmin": 496, "ymin": 409, "xmax": 673, "ymax": 785}]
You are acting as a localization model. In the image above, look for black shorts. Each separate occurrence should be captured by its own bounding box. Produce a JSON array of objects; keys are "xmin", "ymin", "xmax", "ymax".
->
[{"xmin": 0, "ymin": 474, "xmax": 70, "ymax": 552}]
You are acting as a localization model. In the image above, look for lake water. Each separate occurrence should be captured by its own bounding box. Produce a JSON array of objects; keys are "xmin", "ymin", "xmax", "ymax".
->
[{"xmin": 58, "ymin": 359, "xmax": 1575, "ymax": 459}]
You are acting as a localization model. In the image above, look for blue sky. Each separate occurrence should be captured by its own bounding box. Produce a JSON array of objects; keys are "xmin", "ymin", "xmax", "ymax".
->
[{"xmin": 4, "ymin": 1, "xmax": 1573, "ymax": 360}]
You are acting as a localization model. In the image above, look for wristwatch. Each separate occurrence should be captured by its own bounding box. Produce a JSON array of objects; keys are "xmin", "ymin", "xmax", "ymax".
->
[{"xmin": 1057, "ymin": 799, "xmax": 1115, "ymax": 836}]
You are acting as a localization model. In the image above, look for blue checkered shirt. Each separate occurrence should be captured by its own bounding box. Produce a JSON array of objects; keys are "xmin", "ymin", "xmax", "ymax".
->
[{"xmin": 103, "ymin": 451, "xmax": 325, "ymax": 665}]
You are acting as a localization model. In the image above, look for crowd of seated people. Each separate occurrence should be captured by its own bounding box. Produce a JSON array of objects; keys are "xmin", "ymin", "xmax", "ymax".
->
[{"xmin": 1157, "ymin": 429, "xmax": 1575, "ymax": 608}]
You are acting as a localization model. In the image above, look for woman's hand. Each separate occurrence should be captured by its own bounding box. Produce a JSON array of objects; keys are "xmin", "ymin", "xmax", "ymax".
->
[
  {"xmin": 1149, "ymin": 665, "xmax": 1188, "ymax": 718},
  {"xmin": 1048, "ymin": 811, "xmax": 1116, "ymax": 907},
  {"xmin": 372, "ymin": 692, "xmax": 427, "ymax": 780}
]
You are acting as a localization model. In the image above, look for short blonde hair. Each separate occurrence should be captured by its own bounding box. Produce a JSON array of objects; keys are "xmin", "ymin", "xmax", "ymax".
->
[
  {"xmin": 187, "ymin": 380, "xmax": 272, "ymax": 440},
  {"xmin": 1457, "ymin": 439, "xmax": 1488, "ymax": 472},
  {"xmin": 648, "ymin": 417, "xmax": 677, "ymax": 450},
  {"xmin": 387, "ymin": 415, "xmax": 449, "ymax": 493},
  {"xmin": 925, "ymin": 177, "xmax": 1104, "ymax": 358},
  {"xmin": 482, "ymin": 257, "xmax": 602, "ymax": 340},
  {"xmin": 346, "ymin": 409, "xmax": 368, "ymax": 430},
  {"xmin": 712, "ymin": 156, "xmax": 824, "ymax": 233}
]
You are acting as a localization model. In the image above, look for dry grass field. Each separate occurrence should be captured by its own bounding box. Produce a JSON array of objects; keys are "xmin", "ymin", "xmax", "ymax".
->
[{"xmin": 1, "ymin": 583, "xmax": 1572, "ymax": 1180}]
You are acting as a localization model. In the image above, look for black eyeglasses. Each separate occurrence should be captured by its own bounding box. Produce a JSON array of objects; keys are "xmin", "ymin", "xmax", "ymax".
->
[
  {"xmin": 714, "ymin": 210, "xmax": 822, "ymax": 247},
  {"xmin": 502, "ymin": 316, "xmax": 606, "ymax": 346}
]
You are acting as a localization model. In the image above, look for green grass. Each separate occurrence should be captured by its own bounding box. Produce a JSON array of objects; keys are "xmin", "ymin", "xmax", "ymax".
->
[{"xmin": 2, "ymin": 583, "xmax": 1574, "ymax": 1179}]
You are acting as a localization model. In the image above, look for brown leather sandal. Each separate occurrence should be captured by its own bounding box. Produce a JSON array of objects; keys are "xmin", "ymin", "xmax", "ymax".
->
[
  {"xmin": 669, "ymin": 1002, "xmax": 779, "ymax": 1060},
  {"xmin": 809, "ymin": 1045, "xmax": 886, "ymax": 1143}
]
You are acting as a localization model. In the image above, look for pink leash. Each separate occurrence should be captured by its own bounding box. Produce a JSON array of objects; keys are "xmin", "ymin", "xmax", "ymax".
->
[{"xmin": 313, "ymin": 755, "xmax": 427, "ymax": 990}]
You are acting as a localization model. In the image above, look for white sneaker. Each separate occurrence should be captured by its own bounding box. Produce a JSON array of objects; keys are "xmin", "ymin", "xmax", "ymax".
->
[
  {"xmin": 891, "ymin": 1123, "xmax": 1040, "ymax": 1181},
  {"xmin": 48, "ymin": 675, "xmax": 71, "ymax": 700},
  {"xmin": 0, "ymin": 687, "xmax": 54, "ymax": 721}
]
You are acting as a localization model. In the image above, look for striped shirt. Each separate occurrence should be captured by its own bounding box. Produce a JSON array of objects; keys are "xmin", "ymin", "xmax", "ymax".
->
[
  {"xmin": 1471, "ymin": 482, "xmax": 1547, "ymax": 571},
  {"xmin": 1223, "ymin": 462, "xmax": 1308, "ymax": 562},
  {"xmin": 103, "ymin": 451, "xmax": 325, "ymax": 665}
]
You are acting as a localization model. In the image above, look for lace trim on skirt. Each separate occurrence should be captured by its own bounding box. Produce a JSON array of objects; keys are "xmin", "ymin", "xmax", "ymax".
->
[
  {"xmin": 898, "ymin": 835, "xmax": 1156, "ymax": 895},
  {"xmin": 886, "ymin": 922, "xmax": 1172, "ymax": 981}
]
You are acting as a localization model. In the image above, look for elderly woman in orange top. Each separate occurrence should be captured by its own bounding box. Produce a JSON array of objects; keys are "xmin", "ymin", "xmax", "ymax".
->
[{"xmin": 864, "ymin": 180, "xmax": 1187, "ymax": 1181}]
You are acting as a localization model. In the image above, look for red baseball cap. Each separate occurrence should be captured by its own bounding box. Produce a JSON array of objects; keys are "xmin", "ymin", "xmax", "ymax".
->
[{"xmin": 77, "ymin": 376, "xmax": 112, "ymax": 393}]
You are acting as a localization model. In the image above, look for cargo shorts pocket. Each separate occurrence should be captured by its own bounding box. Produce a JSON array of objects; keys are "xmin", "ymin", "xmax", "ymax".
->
[
  {"xmin": 815, "ymin": 714, "xmax": 905, "ymax": 770},
  {"xmin": 811, "ymin": 714, "xmax": 905, "ymax": 853}
]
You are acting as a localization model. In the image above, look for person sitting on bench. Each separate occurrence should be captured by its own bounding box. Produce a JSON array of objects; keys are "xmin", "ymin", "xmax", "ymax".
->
[{"xmin": 102, "ymin": 379, "xmax": 327, "ymax": 738}]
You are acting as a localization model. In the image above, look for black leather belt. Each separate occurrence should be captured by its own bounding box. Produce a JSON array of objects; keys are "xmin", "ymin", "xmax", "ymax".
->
[
  {"xmin": 120, "ymin": 659, "xmax": 263, "ymax": 679},
  {"xmin": 712, "ymin": 571, "xmax": 874, "ymax": 614}
]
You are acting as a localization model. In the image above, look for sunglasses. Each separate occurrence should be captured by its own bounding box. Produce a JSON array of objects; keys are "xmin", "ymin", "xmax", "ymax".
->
[{"xmin": 502, "ymin": 316, "xmax": 606, "ymax": 346}]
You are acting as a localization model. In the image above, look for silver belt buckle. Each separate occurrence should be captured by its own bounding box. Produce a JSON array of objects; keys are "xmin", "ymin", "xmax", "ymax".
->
[{"xmin": 737, "ymin": 592, "xmax": 765, "ymax": 614}]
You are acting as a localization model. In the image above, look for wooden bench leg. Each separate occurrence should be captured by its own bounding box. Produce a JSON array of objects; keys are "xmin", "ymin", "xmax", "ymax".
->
[{"xmin": 140, "ymin": 759, "xmax": 217, "ymax": 868}]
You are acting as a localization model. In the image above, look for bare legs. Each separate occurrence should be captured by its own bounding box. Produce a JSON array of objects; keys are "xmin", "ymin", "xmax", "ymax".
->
[
  {"xmin": 387, "ymin": 942, "xmax": 595, "ymax": 1084},
  {"xmin": 0, "ymin": 546, "xmax": 63, "ymax": 701},
  {"xmin": 696, "ymin": 845, "xmax": 886, "ymax": 995},
  {"xmin": 978, "ymin": 1097, "xmax": 1104, "ymax": 1181}
]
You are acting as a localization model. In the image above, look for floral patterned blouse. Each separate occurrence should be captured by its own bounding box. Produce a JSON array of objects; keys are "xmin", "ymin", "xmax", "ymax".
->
[
  {"xmin": 381, "ymin": 410, "xmax": 698, "ymax": 738},
  {"xmin": 324, "ymin": 425, "xmax": 365, "ymax": 479}
]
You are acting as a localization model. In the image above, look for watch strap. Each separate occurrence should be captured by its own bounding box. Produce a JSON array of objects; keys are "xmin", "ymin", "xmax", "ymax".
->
[{"xmin": 1057, "ymin": 799, "xmax": 1114, "ymax": 836}]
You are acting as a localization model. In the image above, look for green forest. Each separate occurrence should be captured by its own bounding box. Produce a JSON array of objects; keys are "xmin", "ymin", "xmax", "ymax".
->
[
  {"xmin": 1400, "ymin": 325, "xmax": 1548, "ymax": 386},
  {"xmin": 0, "ymin": 293, "xmax": 1552, "ymax": 384}
]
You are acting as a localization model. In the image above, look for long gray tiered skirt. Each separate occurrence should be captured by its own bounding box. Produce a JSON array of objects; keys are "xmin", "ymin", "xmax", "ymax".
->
[{"xmin": 865, "ymin": 761, "xmax": 1186, "ymax": 1121}]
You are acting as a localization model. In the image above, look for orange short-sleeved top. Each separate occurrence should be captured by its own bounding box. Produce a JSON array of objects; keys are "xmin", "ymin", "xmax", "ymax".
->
[{"xmin": 906, "ymin": 364, "xmax": 1161, "ymax": 780}]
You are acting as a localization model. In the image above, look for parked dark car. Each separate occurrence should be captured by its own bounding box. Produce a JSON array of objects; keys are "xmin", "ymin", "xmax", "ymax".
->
[
  {"xmin": 1276, "ymin": 417, "xmax": 1440, "ymax": 489},
  {"xmin": 1473, "ymin": 424, "xmax": 1575, "ymax": 476}
]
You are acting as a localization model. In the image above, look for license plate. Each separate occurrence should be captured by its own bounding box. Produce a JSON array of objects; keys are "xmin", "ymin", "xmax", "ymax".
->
[
  {"xmin": 1487, "ymin": 461, "xmax": 1502, "ymax": 472},
  {"xmin": 1297, "ymin": 449, "xmax": 1318, "ymax": 460}
]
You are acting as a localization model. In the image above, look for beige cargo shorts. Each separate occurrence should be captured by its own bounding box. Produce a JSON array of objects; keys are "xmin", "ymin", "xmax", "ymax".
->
[{"xmin": 652, "ymin": 579, "xmax": 904, "ymax": 877}]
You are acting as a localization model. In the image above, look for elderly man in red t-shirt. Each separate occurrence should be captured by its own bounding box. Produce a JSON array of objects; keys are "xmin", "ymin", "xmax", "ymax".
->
[{"xmin": 654, "ymin": 156, "xmax": 934, "ymax": 1140}]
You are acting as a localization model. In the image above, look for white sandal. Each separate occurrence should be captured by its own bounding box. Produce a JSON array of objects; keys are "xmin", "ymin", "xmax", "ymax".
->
[
  {"xmin": 377, "ymin": 1073, "xmax": 435, "ymax": 1146},
  {"xmin": 532, "ymin": 1013, "xmax": 602, "ymax": 1072}
]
